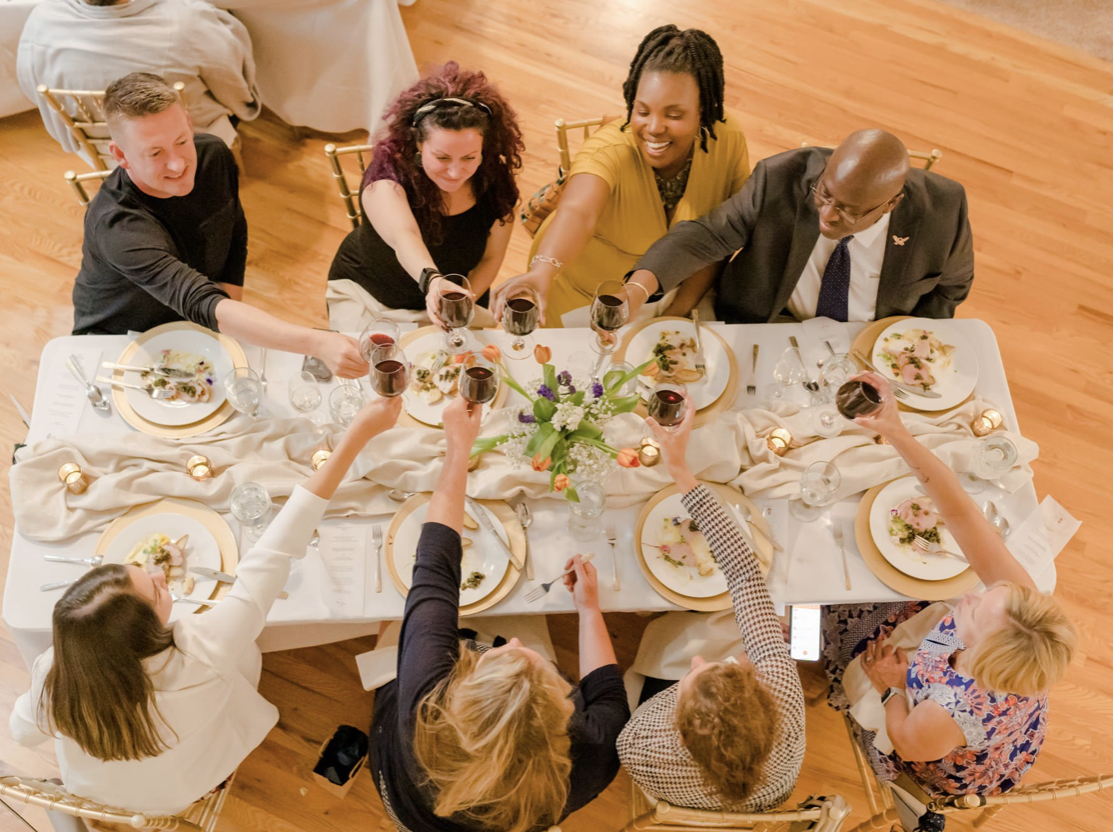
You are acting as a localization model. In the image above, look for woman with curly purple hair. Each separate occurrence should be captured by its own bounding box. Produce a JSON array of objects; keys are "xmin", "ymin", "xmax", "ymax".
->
[{"xmin": 328, "ymin": 62, "xmax": 523, "ymax": 322}]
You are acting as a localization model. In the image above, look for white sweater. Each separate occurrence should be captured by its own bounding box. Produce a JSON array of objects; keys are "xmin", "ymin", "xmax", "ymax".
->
[{"xmin": 10, "ymin": 486, "xmax": 326, "ymax": 815}]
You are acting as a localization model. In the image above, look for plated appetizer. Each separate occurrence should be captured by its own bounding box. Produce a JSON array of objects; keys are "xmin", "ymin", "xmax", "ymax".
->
[
  {"xmin": 877, "ymin": 328, "xmax": 953, "ymax": 392},
  {"xmin": 643, "ymin": 330, "xmax": 703, "ymax": 384},
  {"xmin": 126, "ymin": 532, "xmax": 194, "ymax": 593},
  {"xmin": 140, "ymin": 349, "xmax": 217, "ymax": 403},
  {"xmin": 654, "ymin": 515, "xmax": 718, "ymax": 578},
  {"xmin": 889, "ymin": 496, "xmax": 943, "ymax": 548}
]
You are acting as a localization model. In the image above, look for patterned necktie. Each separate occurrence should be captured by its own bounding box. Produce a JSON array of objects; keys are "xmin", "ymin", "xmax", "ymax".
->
[{"xmin": 815, "ymin": 235, "xmax": 854, "ymax": 321}]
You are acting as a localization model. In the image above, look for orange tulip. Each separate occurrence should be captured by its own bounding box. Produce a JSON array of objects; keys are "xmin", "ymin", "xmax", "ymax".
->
[
  {"xmin": 481, "ymin": 343, "xmax": 502, "ymax": 363},
  {"xmin": 531, "ymin": 453, "xmax": 552, "ymax": 472},
  {"xmin": 534, "ymin": 344, "xmax": 552, "ymax": 364},
  {"xmin": 453, "ymin": 351, "xmax": 472, "ymax": 365},
  {"xmin": 553, "ymin": 474, "xmax": 570, "ymax": 492},
  {"xmin": 616, "ymin": 448, "xmax": 641, "ymax": 468}
]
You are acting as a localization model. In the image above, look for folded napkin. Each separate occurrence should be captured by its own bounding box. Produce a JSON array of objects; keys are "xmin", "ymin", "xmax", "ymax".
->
[
  {"xmin": 843, "ymin": 602, "xmax": 950, "ymax": 754},
  {"xmin": 325, "ymin": 277, "xmax": 495, "ymax": 333},
  {"xmin": 12, "ymin": 396, "xmax": 1036, "ymax": 542}
]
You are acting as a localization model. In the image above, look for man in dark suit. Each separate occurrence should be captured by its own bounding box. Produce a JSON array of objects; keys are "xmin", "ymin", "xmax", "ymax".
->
[{"xmin": 624, "ymin": 129, "xmax": 974, "ymax": 323}]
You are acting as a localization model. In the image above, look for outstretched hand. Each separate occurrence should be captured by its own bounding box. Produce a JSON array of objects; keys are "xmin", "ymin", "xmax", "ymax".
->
[
  {"xmin": 317, "ymin": 332, "xmax": 370, "ymax": 379},
  {"xmin": 442, "ymin": 395, "xmax": 484, "ymax": 456},
  {"xmin": 646, "ymin": 398, "xmax": 696, "ymax": 482},
  {"xmin": 562, "ymin": 553, "xmax": 600, "ymax": 612},
  {"xmin": 851, "ymin": 371, "xmax": 907, "ymax": 439}
]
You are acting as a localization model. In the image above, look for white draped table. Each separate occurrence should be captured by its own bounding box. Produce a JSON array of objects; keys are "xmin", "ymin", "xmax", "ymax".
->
[{"xmin": 2, "ymin": 320, "xmax": 1054, "ymax": 668}]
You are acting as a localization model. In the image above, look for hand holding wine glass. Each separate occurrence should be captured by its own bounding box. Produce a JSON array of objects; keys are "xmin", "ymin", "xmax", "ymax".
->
[
  {"xmin": 438, "ymin": 274, "xmax": 475, "ymax": 355},
  {"xmin": 358, "ymin": 318, "xmax": 401, "ymax": 362},
  {"xmin": 369, "ymin": 344, "xmax": 410, "ymax": 398},
  {"xmin": 459, "ymin": 354, "xmax": 499, "ymax": 410},
  {"xmin": 590, "ymin": 280, "xmax": 629, "ymax": 355},
  {"xmin": 646, "ymin": 381, "xmax": 688, "ymax": 431},
  {"xmin": 501, "ymin": 284, "xmax": 541, "ymax": 360}
]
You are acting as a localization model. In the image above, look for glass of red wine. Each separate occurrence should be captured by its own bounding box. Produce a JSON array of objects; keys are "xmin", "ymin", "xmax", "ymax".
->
[
  {"xmin": 502, "ymin": 284, "xmax": 540, "ymax": 360},
  {"xmin": 369, "ymin": 344, "xmax": 409, "ymax": 398},
  {"xmin": 358, "ymin": 318, "xmax": 401, "ymax": 363},
  {"xmin": 438, "ymin": 274, "xmax": 475, "ymax": 356},
  {"xmin": 646, "ymin": 382, "xmax": 687, "ymax": 431},
  {"xmin": 460, "ymin": 355, "xmax": 499, "ymax": 409},
  {"xmin": 590, "ymin": 280, "xmax": 629, "ymax": 356},
  {"xmin": 835, "ymin": 380, "xmax": 883, "ymax": 419}
]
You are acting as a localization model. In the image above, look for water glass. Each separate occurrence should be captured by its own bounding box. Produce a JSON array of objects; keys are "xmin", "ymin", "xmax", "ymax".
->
[
  {"xmin": 438, "ymin": 274, "xmax": 474, "ymax": 356},
  {"xmin": 764, "ymin": 347, "xmax": 805, "ymax": 404},
  {"xmin": 790, "ymin": 461, "xmax": 841, "ymax": 521},
  {"xmin": 359, "ymin": 318, "xmax": 401, "ymax": 362},
  {"xmin": 812, "ymin": 402, "xmax": 845, "ymax": 438},
  {"xmin": 288, "ymin": 371, "xmax": 324, "ymax": 425},
  {"xmin": 328, "ymin": 383, "xmax": 365, "ymax": 428},
  {"xmin": 602, "ymin": 360, "xmax": 636, "ymax": 397},
  {"xmin": 819, "ymin": 353, "xmax": 858, "ymax": 402},
  {"xmin": 230, "ymin": 482, "xmax": 271, "ymax": 540},
  {"xmin": 224, "ymin": 367, "xmax": 263, "ymax": 417},
  {"xmin": 568, "ymin": 480, "xmax": 606, "ymax": 542},
  {"xmin": 963, "ymin": 435, "xmax": 1018, "ymax": 493}
]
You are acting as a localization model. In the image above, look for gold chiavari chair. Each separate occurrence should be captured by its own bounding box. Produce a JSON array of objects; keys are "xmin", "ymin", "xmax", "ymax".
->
[
  {"xmin": 64, "ymin": 169, "xmax": 111, "ymax": 207},
  {"xmin": 324, "ymin": 143, "xmax": 374, "ymax": 229},
  {"xmin": 37, "ymin": 82, "xmax": 186, "ymax": 172},
  {"xmin": 840, "ymin": 713, "xmax": 1113, "ymax": 831},
  {"xmin": 622, "ymin": 780, "xmax": 851, "ymax": 832},
  {"xmin": 0, "ymin": 771, "xmax": 235, "ymax": 832},
  {"xmin": 799, "ymin": 141, "xmax": 942, "ymax": 171}
]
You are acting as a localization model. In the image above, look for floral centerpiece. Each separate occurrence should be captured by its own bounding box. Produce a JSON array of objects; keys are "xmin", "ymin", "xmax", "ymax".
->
[{"xmin": 471, "ymin": 344, "xmax": 650, "ymax": 501}]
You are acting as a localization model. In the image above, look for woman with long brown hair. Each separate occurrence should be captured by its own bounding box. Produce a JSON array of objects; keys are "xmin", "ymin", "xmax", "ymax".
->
[{"xmin": 10, "ymin": 397, "xmax": 403, "ymax": 813}]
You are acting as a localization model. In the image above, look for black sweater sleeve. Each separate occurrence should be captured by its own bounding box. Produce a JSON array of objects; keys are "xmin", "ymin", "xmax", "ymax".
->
[{"xmin": 563, "ymin": 663, "xmax": 630, "ymax": 815}]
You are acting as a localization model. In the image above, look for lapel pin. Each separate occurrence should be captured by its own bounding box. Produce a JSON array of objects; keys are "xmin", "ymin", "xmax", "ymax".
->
[{"xmin": 892, "ymin": 235, "xmax": 909, "ymax": 246}]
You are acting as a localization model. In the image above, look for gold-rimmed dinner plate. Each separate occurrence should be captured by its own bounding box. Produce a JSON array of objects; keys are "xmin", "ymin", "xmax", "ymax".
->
[
  {"xmin": 384, "ymin": 493, "xmax": 524, "ymax": 615},
  {"xmin": 95, "ymin": 498, "xmax": 239, "ymax": 621},
  {"xmin": 869, "ymin": 477, "xmax": 969, "ymax": 581},
  {"xmin": 634, "ymin": 482, "xmax": 773, "ymax": 612},
  {"xmin": 112, "ymin": 322, "xmax": 249, "ymax": 437},
  {"xmin": 397, "ymin": 327, "xmax": 509, "ymax": 429}
]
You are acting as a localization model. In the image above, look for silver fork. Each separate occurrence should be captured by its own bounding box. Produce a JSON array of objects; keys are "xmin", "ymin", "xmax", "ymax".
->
[
  {"xmin": 170, "ymin": 590, "xmax": 217, "ymax": 607},
  {"xmin": 833, "ymin": 522, "xmax": 851, "ymax": 590},
  {"xmin": 259, "ymin": 348, "xmax": 268, "ymax": 392},
  {"xmin": 606, "ymin": 525, "xmax": 619, "ymax": 591},
  {"xmin": 372, "ymin": 524, "xmax": 383, "ymax": 593},
  {"xmin": 691, "ymin": 310, "xmax": 706, "ymax": 378},
  {"xmin": 525, "ymin": 552, "xmax": 595, "ymax": 603},
  {"xmin": 45, "ymin": 555, "xmax": 104, "ymax": 567},
  {"xmin": 747, "ymin": 344, "xmax": 759, "ymax": 395},
  {"xmin": 913, "ymin": 536, "xmax": 967, "ymax": 562}
]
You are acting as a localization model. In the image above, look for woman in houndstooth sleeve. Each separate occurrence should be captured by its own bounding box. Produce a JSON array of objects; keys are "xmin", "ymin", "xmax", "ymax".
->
[{"xmin": 616, "ymin": 405, "xmax": 804, "ymax": 811}]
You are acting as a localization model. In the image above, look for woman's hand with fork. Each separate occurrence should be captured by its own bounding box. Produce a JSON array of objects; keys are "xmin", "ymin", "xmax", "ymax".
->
[{"xmin": 562, "ymin": 553, "xmax": 600, "ymax": 613}]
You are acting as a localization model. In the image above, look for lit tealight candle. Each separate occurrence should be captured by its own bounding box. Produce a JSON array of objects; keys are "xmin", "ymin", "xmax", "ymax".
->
[
  {"xmin": 57, "ymin": 463, "xmax": 89, "ymax": 494},
  {"xmin": 767, "ymin": 428, "xmax": 793, "ymax": 456},
  {"xmin": 467, "ymin": 455, "xmax": 481, "ymax": 472},
  {"xmin": 638, "ymin": 444, "xmax": 661, "ymax": 467},
  {"xmin": 186, "ymin": 454, "xmax": 213, "ymax": 480},
  {"xmin": 311, "ymin": 449, "xmax": 332, "ymax": 470},
  {"xmin": 972, "ymin": 408, "xmax": 1004, "ymax": 437}
]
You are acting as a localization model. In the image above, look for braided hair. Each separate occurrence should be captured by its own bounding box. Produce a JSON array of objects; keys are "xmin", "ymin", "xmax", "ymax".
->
[{"xmin": 622, "ymin": 25, "xmax": 726, "ymax": 153}]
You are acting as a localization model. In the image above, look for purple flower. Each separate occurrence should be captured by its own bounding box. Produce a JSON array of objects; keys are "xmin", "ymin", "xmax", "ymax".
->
[
  {"xmin": 537, "ymin": 384, "xmax": 556, "ymax": 401},
  {"xmin": 518, "ymin": 412, "xmax": 536, "ymax": 424},
  {"xmin": 557, "ymin": 371, "xmax": 572, "ymax": 387},
  {"xmin": 592, "ymin": 382, "xmax": 604, "ymax": 398},
  {"xmin": 565, "ymin": 384, "xmax": 576, "ymax": 395}
]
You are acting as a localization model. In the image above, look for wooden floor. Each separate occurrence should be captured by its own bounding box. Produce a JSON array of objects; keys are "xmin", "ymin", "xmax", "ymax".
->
[{"xmin": 2, "ymin": 0, "xmax": 1113, "ymax": 830}]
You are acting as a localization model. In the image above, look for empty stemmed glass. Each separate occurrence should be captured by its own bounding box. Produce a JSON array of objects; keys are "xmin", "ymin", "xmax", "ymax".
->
[
  {"xmin": 459, "ymin": 354, "xmax": 499, "ymax": 409},
  {"xmin": 962, "ymin": 435, "xmax": 1018, "ymax": 493},
  {"xmin": 790, "ymin": 461, "xmax": 841, "ymax": 521},
  {"xmin": 818, "ymin": 353, "xmax": 858, "ymax": 403},
  {"xmin": 359, "ymin": 318, "xmax": 401, "ymax": 362},
  {"xmin": 502, "ymin": 284, "xmax": 541, "ymax": 360},
  {"xmin": 590, "ymin": 280, "xmax": 629, "ymax": 356},
  {"xmin": 437, "ymin": 274, "xmax": 474, "ymax": 356},
  {"xmin": 288, "ymin": 370, "xmax": 324, "ymax": 425},
  {"xmin": 328, "ymin": 383, "xmax": 365, "ymax": 428},
  {"xmin": 230, "ymin": 482, "xmax": 272, "ymax": 541},
  {"xmin": 763, "ymin": 347, "xmax": 805, "ymax": 405},
  {"xmin": 369, "ymin": 344, "xmax": 409, "ymax": 398},
  {"xmin": 646, "ymin": 382, "xmax": 688, "ymax": 431},
  {"xmin": 224, "ymin": 367, "xmax": 263, "ymax": 417}
]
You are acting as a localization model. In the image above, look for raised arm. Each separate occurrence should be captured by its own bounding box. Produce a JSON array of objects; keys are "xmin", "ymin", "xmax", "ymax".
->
[
  {"xmin": 853, "ymin": 372, "xmax": 1035, "ymax": 590},
  {"xmin": 490, "ymin": 172, "xmax": 611, "ymax": 325}
]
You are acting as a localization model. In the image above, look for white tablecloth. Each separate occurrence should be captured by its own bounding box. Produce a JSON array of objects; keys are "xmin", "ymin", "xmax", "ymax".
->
[
  {"xmin": 3, "ymin": 321, "xmax": 1053, "ymax": 668},
  {"xmin": 1, "ymin": 0, "xmax": 418, "ymax": 131}
]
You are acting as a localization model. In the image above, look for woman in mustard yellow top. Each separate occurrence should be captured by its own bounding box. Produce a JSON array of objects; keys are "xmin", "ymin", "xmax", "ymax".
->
[{"xmin": 492, "ymin": 25, "xmax": 750, "ymax": 327}]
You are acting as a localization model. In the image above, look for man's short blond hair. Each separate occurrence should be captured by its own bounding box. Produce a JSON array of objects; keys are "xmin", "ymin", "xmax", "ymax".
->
[{"xmin": 103, "ymin": 72, "xmax": 180, "ymax": 133}]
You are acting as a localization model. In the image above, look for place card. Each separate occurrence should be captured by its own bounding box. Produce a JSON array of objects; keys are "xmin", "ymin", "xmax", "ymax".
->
[
  {"xmin": 1007, "ymin": 495, "xmax": 1080, "ymax": 581},
  {"xmin": 36, "ymin": 347, "xmax": 104, "ymax": 440},
  {"xmin": 318, "ymin": 523, "xmax": 367, "ymax": 615},
  {"xmin": 800, "ymin": 317, "xmax": 851, "ymax": 364}
]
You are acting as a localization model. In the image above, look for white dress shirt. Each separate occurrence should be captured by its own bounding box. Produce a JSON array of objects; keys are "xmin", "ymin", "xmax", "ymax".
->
[
  {"xmin": 787, "ymin": 212, "xmax": 891, "ymax": 322},
  {"xmin": 10, "ymin": 486, "xmax": 326, "ymax": 815}
]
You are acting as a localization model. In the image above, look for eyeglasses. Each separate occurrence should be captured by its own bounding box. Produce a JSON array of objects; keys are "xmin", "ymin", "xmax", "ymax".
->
[{"xmin": 810, "ymin": 181, "xmax": 899, "ymax": 225}]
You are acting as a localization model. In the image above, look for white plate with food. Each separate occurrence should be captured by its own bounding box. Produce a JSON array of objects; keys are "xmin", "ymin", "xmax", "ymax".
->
[
  {"xmin": 869, "ymin": 477, "xmax": 969, "ymax": 581},
  {"xmin": 627, "ymin": 320, "xmax": 730, "ymax": 410},
  {"xmin": 122, "ymin": 328, "xmax": 233, "ymax": 425},
  {"xmin": 389, "ymin": 500, "xmax": 510, "ymax": 605},
  {"xmin": 399, "ymin": 329, "xmax": 503, "ymax": 427},
  {"xmin": 639, "ymin": 491, "xmax": 730, "ymax": 598},
  {"xmin": 871, "ymin": 318, "xmax": 977, "ymax": 411},
  {"xmin": 102, "ymin": 512, "xmax": 223, "ymax": 621}
]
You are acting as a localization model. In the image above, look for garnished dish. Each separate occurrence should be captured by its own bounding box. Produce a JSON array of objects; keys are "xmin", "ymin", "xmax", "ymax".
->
[
  {"xmin": 868, "ymin": 477, "xmax": 968, "ymax": 581},
  {"xmin": 643, "ymin": 330, "xmax": 703, "ymax": 384},
  {"xmin": 889, "ymin": 496, "xmax": 943, "ymax": 550},
  {"xmin": 652, "ymin": 515, "xmax": 718, "ymax": 578},
  {"xmin": 140, "ymin": 349, "xmax": 217, "ymax": 404},
  {"xmin": 876, "ymin": 328, "xmax": 953, "ymax": 392},
  {"xmin": 409, "ymin": 350, "xmax": 463, "ymax": 405},
  {"xmin": 125, "ymin": 532, "xmax": 194, "ymax": 593},
  {"xmin": 460, "ymin": 571, "xmax": 486, "ymax": 591}
]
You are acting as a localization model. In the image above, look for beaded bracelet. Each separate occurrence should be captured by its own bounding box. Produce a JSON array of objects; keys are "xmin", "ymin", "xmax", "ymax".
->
[{"xmin": 530, "ymin": 254, "xmax": 564, "ymax": 271}]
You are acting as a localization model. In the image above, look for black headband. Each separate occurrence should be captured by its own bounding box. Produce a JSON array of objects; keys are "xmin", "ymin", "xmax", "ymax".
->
[{"xmin": 411, "ymin": 97, "xmax": 493, "ymax": 128}]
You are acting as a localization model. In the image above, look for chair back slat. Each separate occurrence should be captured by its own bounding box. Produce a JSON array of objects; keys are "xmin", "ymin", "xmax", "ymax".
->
[
  {"xmin": 324, "ymin": 143, "xmax": 375, "ymax": 229},
  {"xmin": 555, "ymin": 116, "xmax": 618, "ymax": 173}
]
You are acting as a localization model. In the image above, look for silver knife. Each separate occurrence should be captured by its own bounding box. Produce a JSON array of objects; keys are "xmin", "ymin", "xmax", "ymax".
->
[
  {"xmin": 850, "ymin": 350, "xmax": 942, "ymax": 398},
  {"xmin": 189, "ymin": 566, "xmax": 288, "ymax": 599},
  {"xmin": 465, "ymin": 497, "xmax": 524, "ymax": 571},
  {"xmin": 8, "ymin": 393, "xmax": 30, "ymax": 427},
  {"xmin": 729, "ymin": 502, "xmax": 784, "ymax": 554}
]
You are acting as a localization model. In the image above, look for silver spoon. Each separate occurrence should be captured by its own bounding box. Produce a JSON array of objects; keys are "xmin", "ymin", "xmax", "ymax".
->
[
  {"xmin": 44, "ymin": 555, "xmax": 104, "ymax": 567},
  {"xmin": 515, "ymin": 501, "xmax": 534, "ymax": 580},
  {"xmin": 981, "ymin": 501, "xmax": 1011, "ymax": 538},
  {"xmin": 388, "ymin": 489, "xmax": 417, "ymax": 502},
  {"xmin": 96, "ymin": 376, "xmax": 177, "ymax": 400},
  {"xmin": 67, "ymin": 355, "xmax": 111, "ymax": 412}
]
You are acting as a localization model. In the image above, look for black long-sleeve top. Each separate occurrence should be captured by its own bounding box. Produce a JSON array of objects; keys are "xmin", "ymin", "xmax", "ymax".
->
[
  {"xmin": 369, "ymin": 522, "xmax": 628, "ymax": 832},
  {"xmin": 72, "ymin": 133, "xmax": 246, "ymax": 335}
]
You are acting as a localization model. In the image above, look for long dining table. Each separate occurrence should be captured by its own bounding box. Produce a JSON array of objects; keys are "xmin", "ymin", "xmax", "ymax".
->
[{"xmin": 2, "ymin": 319, "xmax": 1055, "ymax": 669}]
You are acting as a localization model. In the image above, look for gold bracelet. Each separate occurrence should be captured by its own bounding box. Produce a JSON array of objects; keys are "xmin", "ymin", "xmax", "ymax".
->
[
  {"xmin": 530, "ymin": 254, "xmax": 564, "ymax": 271},
  {"xmin": 626, "ymin": 280, "xmax": 650, "ymax": 301}
]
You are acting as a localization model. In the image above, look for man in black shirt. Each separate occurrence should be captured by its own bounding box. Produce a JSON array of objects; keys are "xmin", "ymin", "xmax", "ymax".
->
[{"xmin": 72, "ymin": 72, "xmax": 366, "ymax": 378}]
